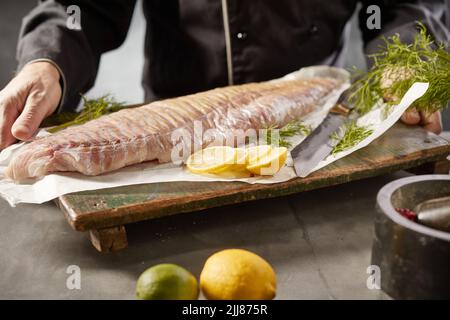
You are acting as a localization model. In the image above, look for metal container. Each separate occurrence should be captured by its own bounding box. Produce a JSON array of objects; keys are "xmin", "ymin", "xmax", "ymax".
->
[{"xmin": 372, "ymin": 174, "xmax": 450, "ymax": 299}]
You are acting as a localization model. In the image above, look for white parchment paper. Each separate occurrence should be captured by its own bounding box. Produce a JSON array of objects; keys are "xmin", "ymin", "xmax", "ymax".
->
[{"xmin": 0, "ymin": 66, "xmax": 429, "ymax": 206}]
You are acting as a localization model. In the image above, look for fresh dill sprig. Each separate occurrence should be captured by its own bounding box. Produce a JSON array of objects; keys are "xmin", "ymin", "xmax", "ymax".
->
[
  {"xmin": 350, "ymin": 23, "xmax": 450, "ymax": 115},
  {"xmin": 265, "ymin": 120, "xmax": 311, "ymax": 148},
  {"xmin": 331, "ymin": 121, "xmax": 373, "ymax": 155},
  {"xmin": 45, "ymin": 95, "xmax": 126, "ymax": 133}
]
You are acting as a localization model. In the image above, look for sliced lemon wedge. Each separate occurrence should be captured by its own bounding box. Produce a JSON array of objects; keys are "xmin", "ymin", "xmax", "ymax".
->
[
  {"xmin": 186, "ymin": 146, "xmax": 237, "ymax": 174},
  {"xmin": 186, "ymin": 145, "xmax": 287, "ymax": 176},
  {"xmin": 246, "ymin": 147, "xmax": 287, "ymax": 175},
  {"xmin": 213, "ymin": 147, "xmax": 249, "ymax": 173},
  {"xmin": 213, "ymin": 148, "xmax": 251, "ymax": 178},
  {"xmin": 232, "ymin": 148, "xmax": 248, "ymax": 170},
  {"xmin": 246, "ymin": 145, "xmax": 272, "ymax": 164}
]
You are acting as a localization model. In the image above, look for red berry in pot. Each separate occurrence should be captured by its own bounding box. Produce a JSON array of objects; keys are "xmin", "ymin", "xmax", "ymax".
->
[{"xmin": 395, "ymin": 208, "xmax": 417, "ymax": 221}]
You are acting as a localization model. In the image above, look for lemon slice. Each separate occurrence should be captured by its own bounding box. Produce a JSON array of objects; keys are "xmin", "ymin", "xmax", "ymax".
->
[
  {"xmin": 246, "ymin": 147, "xmax": 287, "ymax": 175},
  {"xmin": 186, "ymin": 146, "xmax": 236, "ymax": 174},
  {"xmin": 208, "ymin": 148, "xmax": 251, "ymax": 178},
  {"xmin": 232, "ymin": 148, "xmax": 248, "ymax": 170},
  {"xmin": 214, "ymin": 168, "xmax": 252, "ymax": 179},
  {"xmin": 246, "ymin": 145, "xmax": 272, "ymax": 164},
  {"xmin": 211, "ymin": 147, "xmax": 249, "ymax": 174}
]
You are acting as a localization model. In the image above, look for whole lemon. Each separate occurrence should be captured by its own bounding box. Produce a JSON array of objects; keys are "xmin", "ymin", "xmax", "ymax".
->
[
  {"xmin": 200, "ymin": 249, "xmax": 276, "ymax": 300},
  {"xmin": 136, "ymin": 263, "xmax": 199, "ymax": 300}
]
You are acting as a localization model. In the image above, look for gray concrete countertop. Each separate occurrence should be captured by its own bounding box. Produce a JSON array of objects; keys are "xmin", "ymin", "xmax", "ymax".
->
[{"xmin": 0, "ymin": 172, "xmax": 409, "ymax": 299}]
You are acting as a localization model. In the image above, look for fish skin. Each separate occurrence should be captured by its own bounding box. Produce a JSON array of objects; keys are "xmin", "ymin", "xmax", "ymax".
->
[{"xmin": 5, "ymin": 77, "xmax": 342, "ymax": 182}]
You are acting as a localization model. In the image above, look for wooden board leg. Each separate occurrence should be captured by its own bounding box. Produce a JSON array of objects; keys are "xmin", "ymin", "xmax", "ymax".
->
[
  {"xmin": 407, "ymin": 158, "xmax": 450, "ymax": 175},
  {"xmin": 432, "ymin": 158, "xmax": 450, "ymax": 174},
  {"xmin": 89, "ymin": 225, "xmax": 128, "ymax": 252}
]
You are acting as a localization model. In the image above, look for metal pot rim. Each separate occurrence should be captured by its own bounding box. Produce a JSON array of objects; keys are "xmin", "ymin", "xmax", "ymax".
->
[{"xmin": 377, "ymin": 174, "xmax": 450, "ymax": 241}]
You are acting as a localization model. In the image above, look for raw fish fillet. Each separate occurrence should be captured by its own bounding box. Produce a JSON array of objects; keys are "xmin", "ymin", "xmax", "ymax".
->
[{"xmin": 5, "ymin": 77, "xmax": 342, "ymax": 182}]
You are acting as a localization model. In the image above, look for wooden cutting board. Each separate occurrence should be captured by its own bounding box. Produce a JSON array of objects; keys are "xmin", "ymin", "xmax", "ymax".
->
[{"xmin": 56, "ymin": 124, "xmax": 450, "ymax": 252}]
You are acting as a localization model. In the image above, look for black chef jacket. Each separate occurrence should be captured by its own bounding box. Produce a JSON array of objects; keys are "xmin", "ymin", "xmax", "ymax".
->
[{"xmin": 16, "ymin": 0, "xmax": 450, "ymax": 111}]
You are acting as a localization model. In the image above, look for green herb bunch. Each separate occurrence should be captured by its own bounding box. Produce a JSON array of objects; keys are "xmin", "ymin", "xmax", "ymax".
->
[
  {"xmin": 43, "ymin": 95, "xmax": 126, "ymax": 133},
  {"xmin": 331, "ymin": 121, "xmax": 373, "ymax": 155},
  {"xmin": 350, "ymin": 23, "xmax": 450, "ymax": 115},
  {"xmin": 265, "ymin": 120, "xmax": 311, "ymax": 148}
]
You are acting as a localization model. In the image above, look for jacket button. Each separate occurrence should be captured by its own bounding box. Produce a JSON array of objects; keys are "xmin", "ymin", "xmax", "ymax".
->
[
  {"xmin": 236, "ymin": 32, "xmax": 247, "ymax": 40},
  {"xmin": 309, "ymin": 24, "xmax": 319, "ymax": 35}
]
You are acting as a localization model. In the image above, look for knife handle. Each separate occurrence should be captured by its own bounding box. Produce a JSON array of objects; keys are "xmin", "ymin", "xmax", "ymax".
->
[{"xmin": 330, "ymin": 103, "xmax": 351, "ymax": 116}]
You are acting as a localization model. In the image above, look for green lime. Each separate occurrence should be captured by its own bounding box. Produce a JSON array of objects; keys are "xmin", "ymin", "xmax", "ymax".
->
[{"xmin": 136, "ymin": 263, "xmax": 199, "ymax": 300}]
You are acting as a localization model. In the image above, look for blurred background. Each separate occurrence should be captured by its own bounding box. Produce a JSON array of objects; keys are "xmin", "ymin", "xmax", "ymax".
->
[{"xmin": 0, "ymin": 0, "xmax": 449, "ymax": 127}]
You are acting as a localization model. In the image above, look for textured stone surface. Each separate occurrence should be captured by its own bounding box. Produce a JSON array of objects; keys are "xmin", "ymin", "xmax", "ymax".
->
[{"xmin": 0, "ymin": 173, "xmax": 411, "ymax": 299}]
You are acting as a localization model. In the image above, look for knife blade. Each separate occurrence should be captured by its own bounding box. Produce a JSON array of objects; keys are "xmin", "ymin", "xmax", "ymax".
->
[{"xmin": 291, "ymin": 87, "xmax": 356, "ymax": 178}]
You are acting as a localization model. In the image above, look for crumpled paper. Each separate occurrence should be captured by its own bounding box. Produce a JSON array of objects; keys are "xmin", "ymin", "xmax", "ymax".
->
[{"xmin": 0, "ymin": 66, "xmax": 429, "ymax": 206}]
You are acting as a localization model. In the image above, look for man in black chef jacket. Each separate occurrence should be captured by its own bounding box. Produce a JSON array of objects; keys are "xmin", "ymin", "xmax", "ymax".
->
[{"xmin": 0, "ymin": 0, "xmax": 448, "ymax": 149}]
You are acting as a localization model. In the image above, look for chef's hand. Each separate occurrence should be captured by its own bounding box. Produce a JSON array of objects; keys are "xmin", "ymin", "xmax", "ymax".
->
[
  {"xmin": 380, "ymin": 68, "xmax": 443, "ymax": 135},
  {"xmin": 0, "ymin": 61, "xmax": 61, "ymax": 149},
  {"xmin": 400, "ymin": 108, "xmax": 442, "ymax": 135}
]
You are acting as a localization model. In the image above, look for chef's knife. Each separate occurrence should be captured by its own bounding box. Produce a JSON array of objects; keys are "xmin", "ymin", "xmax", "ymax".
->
[{"xmin": 291, "ymin": 88, "xmax": 357, "ymax": 178}]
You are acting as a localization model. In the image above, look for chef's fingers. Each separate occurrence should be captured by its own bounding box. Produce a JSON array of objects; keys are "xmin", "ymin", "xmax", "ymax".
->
[
  {"xmin": 0, "ymin": 73, "xmax": 30, "ymax": 149},
  {"xmin": 420, "ymin": 111, "xmax": 442, "ymax": 135},
  {"xmin": 12, "ymin": 89, "xmax": 52, "ymax": 141},
  {"xmin": 0, "ymin": 92, "xmax": 20, "ymax": 149},
  {"xmin": 400, "ymin": 108, "xmax": 421, "ymax": 125},
  {"xmin": 10, "ymin": 62, "xmax": 61, "ymax": 141}
]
